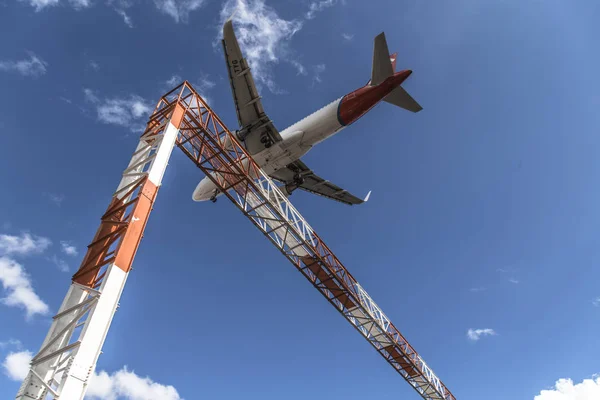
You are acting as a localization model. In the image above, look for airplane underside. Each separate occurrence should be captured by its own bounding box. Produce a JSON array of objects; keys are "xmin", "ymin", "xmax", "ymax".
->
[{"xmin": 193, "ymin": 20, "xmax": 421, "ymax": 206}]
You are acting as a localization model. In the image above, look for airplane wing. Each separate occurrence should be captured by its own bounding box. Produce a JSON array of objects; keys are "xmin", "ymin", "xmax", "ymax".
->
[
  {"xmin": 270, "ymin": 160, "xmax": 369, "ymax": 206},
  {"xmin": 222, "ymin": 20, "xmax": 283, "ymax": 155}
]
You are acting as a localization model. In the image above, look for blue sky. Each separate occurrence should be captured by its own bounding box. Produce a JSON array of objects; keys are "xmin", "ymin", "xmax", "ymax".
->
[{"xmin": 1, "ymin": 0, "xmax": 600, "ymax": 399}]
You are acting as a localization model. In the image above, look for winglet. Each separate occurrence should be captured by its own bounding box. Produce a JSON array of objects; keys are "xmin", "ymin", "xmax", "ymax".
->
[{"xmin": 363, "ymin": 191, "xmax": 371, "ymax": 202}]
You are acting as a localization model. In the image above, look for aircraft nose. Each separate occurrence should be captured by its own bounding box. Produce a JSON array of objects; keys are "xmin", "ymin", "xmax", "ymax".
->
[{"xmin": 192, "ymin": 176, "xmax": 217, "ymax": 201}]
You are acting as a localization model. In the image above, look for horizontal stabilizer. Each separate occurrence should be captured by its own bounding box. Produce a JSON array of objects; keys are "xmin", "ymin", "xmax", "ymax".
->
[{"xmin": 383, "ymin": 86, "xmax": 423, "ymax": 113}]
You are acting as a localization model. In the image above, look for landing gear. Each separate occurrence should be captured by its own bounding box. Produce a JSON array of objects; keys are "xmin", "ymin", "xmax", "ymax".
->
[
  {"xmin": 260, "ymin": 133, "xmax": 273, "ymax": 148},
  {"xmin": 210, "ymin": 189, "xmax": 219, "ymax": 203},
  {"xmin": 284, "ymin": 174, "xmax": 305, "ymax": 197},
  {"xmin": 293, "ymin": 174, "xmax": 305, "ymax": 186}
]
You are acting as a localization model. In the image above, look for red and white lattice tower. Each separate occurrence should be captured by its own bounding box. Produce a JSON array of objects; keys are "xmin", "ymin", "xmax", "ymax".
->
[{"xmin": 16, "ymin": 82, "xmax": 456, "ymax": 400}]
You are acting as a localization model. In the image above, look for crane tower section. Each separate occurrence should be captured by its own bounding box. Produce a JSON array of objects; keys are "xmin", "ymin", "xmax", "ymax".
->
[{"xmin": 16, "ymin": 81, "xmax": 455, "ymax": 400}]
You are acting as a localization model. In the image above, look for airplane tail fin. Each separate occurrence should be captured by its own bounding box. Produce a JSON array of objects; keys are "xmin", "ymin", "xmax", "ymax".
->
[
  {"xmin": 370, "ymin": 32, "xmax": 422, "ymax": 112},
  {"xmin": 371, "ymin": 32, "xmax": 395, "ymax": 86}
]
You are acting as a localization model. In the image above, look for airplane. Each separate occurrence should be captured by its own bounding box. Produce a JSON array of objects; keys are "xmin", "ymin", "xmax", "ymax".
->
[{"xmin": 192, "ymin": 20, "xmax": 422, "ymax": 206}]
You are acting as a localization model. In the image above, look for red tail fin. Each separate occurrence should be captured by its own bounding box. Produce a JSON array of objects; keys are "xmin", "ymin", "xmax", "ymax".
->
[{"xmin": 390, "ymin": 52, "xmax": 397, "ymax": 72}]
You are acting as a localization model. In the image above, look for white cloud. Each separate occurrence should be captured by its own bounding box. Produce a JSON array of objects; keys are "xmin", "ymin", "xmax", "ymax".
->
[
  {"xmin": 509, "ymin": 278, "xmax": 520, "ymax": 284},
  {"xmin": 2, "ymin": 350, "xmax": 32, "ymax": 381},
  {"xmin": 43, "ymin": 192, "xmax": 65, "ymax": 206},
  {"xmin": 86, "ymin": 366, "xmax": 182, "ymax": 400},
  {"xmin": 289, "ymin": 60, "xmax": 307, "ymax": 76},
  {"xmin": 165, "ymin": 73, "xmax": 214, "ymax": 105},
  {"xmin": 84, "ymin": 89, "xmax": 152, "ymax": 132},
  {"xmin": 311, "ymin": 63, "xmax": 325, "ymax": 84},
  {"xmin": 154, "ymin": 0, "xmax": 205, "ymax": 23},
  {"xmin": 593, "ymin": 297, "xmax": 600, "ymax": 307},
  {"xmin": 342, "ymin": 33, "xmax": 354, "ymax": 41},
  {"xmin": 219, "ymin": 0, "xmax": 303, "ymax": 93},
  {"xmin": 195, "ymin": 74, "xmax": 215, "ymax": 92},
  {"xmin": 89, "ymin": 60, "xmax": 100, "ymax": 71},
  {"xmin": 305, "ymin": 0, "xmax": 338, "ymax": 20},
  {"xmin": 83, "ymin": 88, "xmax": 99, "ymax": 103},
  {"xmin": 50, "ymin": 255, "xmax": 69, "ymax": 272},
  {"xmin": 60, "ymin": 241, "xmax": 78, "ymax": 256},
  {"xmin": 467, "ymin": 328, "xmax": 496, "ymax": 341},
  {"xmin": 2, "ymin": 351, "xmax": 182, "ymax": 399},
  {"xmin": 0, "ymin": 339, "xmax": 22, "ymax": 349},
  {"xmin": 0, "ymin": 257, "xmax": 49, "ymax": 318},
  {"xmin": 166, "ymin": 74, "xmax": 182, "ymax": 87},
  {"xmin": 535, "ymin": 376, "xmax": 600, "ymax": 400},
  {"xmin": 20, "ymin": 0, "xmax": 58, "ymax": 11},
  {"xmin": 20, "ymin": 0, "xmax": 91, "ymax": 11},
  {"xmin": 0, "ymin": 53, "xmax": 47, "ymax": 77},
  {"xmin": 0, "ymin": 233, "xmax": 51, "ymax": 256},
  {"xmin": 116, "ymin": 9, "xmax": 133, "ymax": 28}
]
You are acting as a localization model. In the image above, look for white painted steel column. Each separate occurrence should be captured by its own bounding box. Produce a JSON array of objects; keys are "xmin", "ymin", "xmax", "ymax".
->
[{"xmin": 16, "ymin": 114, "xmax": 182, "ymax": 400}]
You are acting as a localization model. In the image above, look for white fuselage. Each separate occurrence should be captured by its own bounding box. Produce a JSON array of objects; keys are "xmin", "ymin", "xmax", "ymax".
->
[{"xmin": 192, "ymin": 97, "xmax": 346, "ymax": 201}]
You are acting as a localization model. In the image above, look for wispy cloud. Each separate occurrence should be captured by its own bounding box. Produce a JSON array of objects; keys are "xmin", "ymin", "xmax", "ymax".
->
[
  {"xmin": 116, "ymin": 9, "xmax": 133, "ymax": 28},
  {"xmin": 342, "ymin": 33, "xmax": 354, "ymax": 41},
  {"xmin": 43, "ymin": 192, "xmax": 65, "ymax": 206},
  {"xmin": 89, "ymin": 60, "xmax": 100, "ymax": 71},
  {"xmin": 311, "ymin": 63, "xmax": 325, "ymax": 85},
  {"xmin": 154, "ymin": 0, "xmax": 206, "ymax": 23},
  {"xmin": 0, "ymin": 233, "xmax": 51, "ymax": 256},
  {"xmin": 305, "ymin": 0, "xmax": 337, "ymax": 19},
  {"xmin": 219, "ymin": 0, "xmax": 303, "ymax": 93},
  {"xmin": 592, "ymin": 297, "xmax": 600, "ymax": 307},
  {"xmin": 60, "ymin": 241, "xmax": 78, "ymax": 256},
  {"xmin": 84, "ymin": 88, "xmax": 152, "ymax": 132},
  {"xmin": 165, "ymin": 74, "xmax": 182, "ymax": 87},
  {"xmin": 0, "ymin": 257, "xmax": 50, "ymax": 318},
  {"xmin": 49, "ymin": 255, "xmax": 69, "ymax": 272},
  {"xmin": 534, "ymin": 376, "xmax": 600, "ymax": 400},
  {"xmin": 0, "ymin": 53, "xmax": 47, "ymax": 78},
  {"xmin": 509, "ymin": 278, "xmax": 520, "ymax": 284},
  {"xmin": 2, "ymin": 350, "xmax": 33, "ymax": 381},
  {"xmin": 0, "ymin": 339, "xmax": 22, "ymax": 349},
  {"xmin": 467, "ymin": 328, "xmax": 496, "ymax": 341},
  {"xmin": 195, "ymin": 73, "xmax": 215, "ymax": 92}
]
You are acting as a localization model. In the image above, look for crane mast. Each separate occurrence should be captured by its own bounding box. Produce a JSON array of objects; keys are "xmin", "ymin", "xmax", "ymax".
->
[{"xmin": 16, "ymin": 82, "xmax": 455, "ymax": 400}]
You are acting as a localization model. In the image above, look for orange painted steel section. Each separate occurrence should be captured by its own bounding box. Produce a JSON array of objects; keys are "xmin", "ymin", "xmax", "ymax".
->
[
  {"xmin": 170, "ymin": 103, "xmax": 185, "ymax": 129},
  {"xmin": 114, "ymin": 180, "xmax": 158, "ymax": 272},
  {"xmin": 72, "ymin": 197, "xmax": 126, "ymax": 287},
  {"xmin": 72, "ymin": 177, "xmax": 158, "ymax": 287}
]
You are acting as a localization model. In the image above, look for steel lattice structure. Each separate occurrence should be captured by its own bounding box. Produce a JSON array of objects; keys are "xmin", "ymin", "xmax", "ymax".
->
[{"xmin": 16, "ymin": 81, "xmax": 456, "ymax": 400}]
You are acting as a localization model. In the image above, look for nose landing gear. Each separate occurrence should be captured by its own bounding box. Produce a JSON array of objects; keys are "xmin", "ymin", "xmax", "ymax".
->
[{"xmin": 210, "ymin": 189, "xmax": 219, "ymax": 203}]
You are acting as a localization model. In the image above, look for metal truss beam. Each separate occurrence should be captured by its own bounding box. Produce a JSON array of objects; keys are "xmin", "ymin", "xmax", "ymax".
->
[
  {"xmin": 16, "ymin": 80, "xmax": 455, "ymax": 400},
  {"xmin": 163, "ymin": 82, "xmax": 456, "ymax": 400}
]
